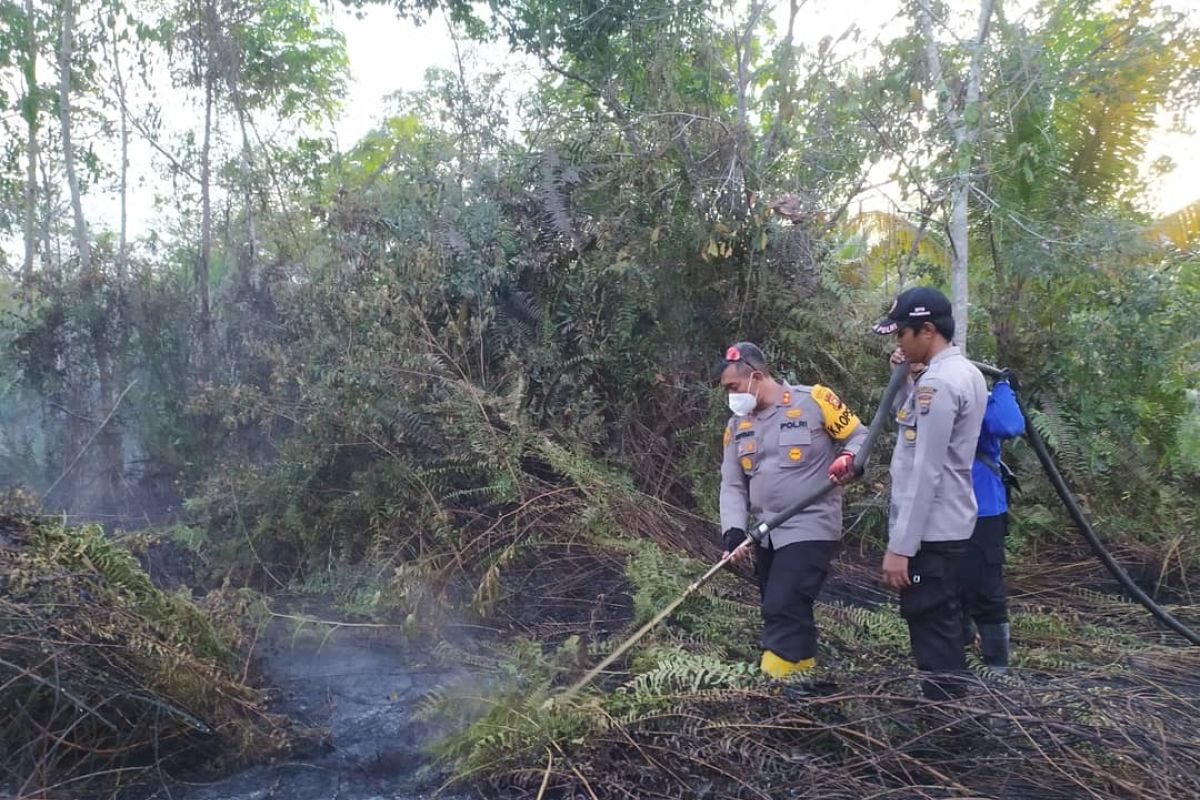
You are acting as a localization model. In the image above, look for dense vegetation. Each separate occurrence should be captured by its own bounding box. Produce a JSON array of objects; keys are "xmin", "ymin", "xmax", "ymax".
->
[{"xmin": 1, "ymin": 0, "xmax": 1198, "ymax": 796}]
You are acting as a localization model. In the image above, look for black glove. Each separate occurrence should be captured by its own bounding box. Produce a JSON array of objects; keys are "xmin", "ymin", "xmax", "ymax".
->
[
  {"xmin": 1000, "ymin": 368, "xmax": 1021, "ymax": 393},
  {"xmin": 722, "ymin": 527, "xmax": 747, "ymax": 553}
]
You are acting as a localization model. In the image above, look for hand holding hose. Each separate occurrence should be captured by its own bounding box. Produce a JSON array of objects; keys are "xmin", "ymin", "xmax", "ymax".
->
[
  {"xmin": 828, "ymin": 451, "xmax": 856, "ymax": 485},
  {"xmin": 721, "ymin": 528, "xmax": 751, "ymax": 564},
  {"xmin": 890, "ymin": 346, "xmax": 925, "ymax": 375}
]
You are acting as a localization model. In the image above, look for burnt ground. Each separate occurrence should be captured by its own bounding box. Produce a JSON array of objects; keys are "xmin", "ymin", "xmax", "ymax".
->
[
  {"xmin": 120, "ymin": 538, "xmax": 638, "ymax": 800},
  {"xmin": 126, "ymin": 532, "xmax": 1197, "ymax": 800},
  {"xmin": 487, "ymin": 541, "xmax": 635, "ymax": 645},
  {"xmin": 138, "ymin": 600, "xmax": 479, "ymax": 800}
]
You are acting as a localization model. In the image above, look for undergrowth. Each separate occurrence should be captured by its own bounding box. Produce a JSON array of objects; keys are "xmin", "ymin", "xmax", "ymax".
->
[
  {"xmin": 419, "ymin": 529, "xmax": 1200, "ymax": 799},
  {"xmin": 0, "ymin": 513, "xmax": 291, "ymax": 798}
]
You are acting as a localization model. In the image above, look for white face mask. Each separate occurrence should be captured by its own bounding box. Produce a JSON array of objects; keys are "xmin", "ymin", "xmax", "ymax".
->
[
  {"xmin": 727, "ymin": 377, "xmax": 759, "ymax": 417},
  {"xmin": 728, "ymin": 393, "xmax": 757, "ymax": 417}
]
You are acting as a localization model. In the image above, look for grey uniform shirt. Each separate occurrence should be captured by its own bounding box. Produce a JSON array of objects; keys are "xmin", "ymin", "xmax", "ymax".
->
[
  {"xmin": 888, "ymin": 346, "xmax": 987, "ymax": 557},
  {"xmin": 720, "ymin": 383, "xmax": 868, "ymax": 549}
]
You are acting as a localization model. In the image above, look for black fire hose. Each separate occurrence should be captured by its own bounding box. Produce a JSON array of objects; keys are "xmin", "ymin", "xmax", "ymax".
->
[{"xmin": 972, "ymin": 360, "xmax": 1200, "ymax": 646}]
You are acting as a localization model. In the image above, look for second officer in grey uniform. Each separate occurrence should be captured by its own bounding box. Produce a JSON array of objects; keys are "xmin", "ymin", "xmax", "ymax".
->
[
  {"xmin": 873, "ymin": 287, "xmax": 987, "ymax": 698},
  {"xmin": 717, "ymin": 343, "xmax": 868, "ymax": 678}
]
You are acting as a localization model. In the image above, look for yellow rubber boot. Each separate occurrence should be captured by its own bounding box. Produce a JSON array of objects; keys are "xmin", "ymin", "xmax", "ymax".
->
[{"xmin": 760, "ymin": 649, "xmax": 815, "ymax": 679}]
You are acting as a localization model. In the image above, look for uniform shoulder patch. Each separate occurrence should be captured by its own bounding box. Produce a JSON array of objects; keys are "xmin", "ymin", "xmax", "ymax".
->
[
  {"xmin": 723, "ymin": 426, "xmax": 732, "ymax": 447},
  {"xmin": 814, "ymin": 385, "xmax": 844, "ymax": 409},
  {"xmin": 915, "ymin": 384, "xmax": 938, "ymax": 414}
]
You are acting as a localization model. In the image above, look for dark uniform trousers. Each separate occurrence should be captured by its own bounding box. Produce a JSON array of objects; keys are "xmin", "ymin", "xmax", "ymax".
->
[
  {"xmin": 960, "ymin": 514, "xmax": 1008, "ymax": 628},
  {"xmin": 900, "ymin": 540, "xmax": 968, "ymax": 699},
  {"xmin": 755, "ymin": 540, "xmax": 839, "ymax": 663}
]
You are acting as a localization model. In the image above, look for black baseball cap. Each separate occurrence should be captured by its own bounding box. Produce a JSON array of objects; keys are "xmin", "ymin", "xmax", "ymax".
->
[{"xmin": 872, "ymin": 286, "xmax": 953, "ymax": 335}]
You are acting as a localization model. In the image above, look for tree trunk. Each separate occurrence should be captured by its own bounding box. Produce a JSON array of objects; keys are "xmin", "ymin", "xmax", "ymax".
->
[
  {"xmin": 88, "ymin": 28, "xmax": 133, "ymax": 513},
  {"xmin": 757, "ymin": 0, "xmax": 799, "ymax": 172},
  {"xmin": 21, "ymin": 0, "xmax": 39, "ymax": 306},
  {"xmin": 732, "ymin": 0, "xmax": 768, "ymax": 210},
  {"xmin": 917, "ymin": 0, "xmax": 995, "ymax": 355},
  {"xmin": 92, "ymin": 343, "xmax": 123, "ymax": 512},
  {"xmin": 948, "ymin": 180, "xmax": 970, "ymax": 348},
  {"xmin": 58, "ymin": 0, "xmax": 91, "ymax": 276},
  {"xmin": 199, "ymin": 66, "xmax": 214, "ymax": 363},
  {"xmin": 236, "ymin": 102, "xmax": 257, "ymax": 290},
  {"xmin": 111, "ymin": 25, "xmax": 129, "ymax": 284},
  {"xmin": 39, "ymin": 159, "xmax": 57, "ymax": 283},
  {"xmin": 446, "ymin": 18, "xmax": 469, "ymax": 194}
]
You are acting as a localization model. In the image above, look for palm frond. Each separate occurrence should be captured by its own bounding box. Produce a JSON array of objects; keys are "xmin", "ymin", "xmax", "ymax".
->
[
  {"xmin": 843, "ymin": 210, "xmax": 951, "ymax": 286},
  {"xmin": 1148, "ymin": 199, "xmax": 1200, "ymax": 249}
]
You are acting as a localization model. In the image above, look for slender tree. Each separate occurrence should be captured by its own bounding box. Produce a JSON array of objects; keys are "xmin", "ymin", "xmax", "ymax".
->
[
  {"xmin": 916, "ymin": 0, "xmax": 995, "ymax": 354},
  {"xmin": 20, "ymin": 0, "xmax": 41, "ymax": 304},
  {"xmin": 57, "ymin": 0, "xmax": 91, "ymax": 276}
]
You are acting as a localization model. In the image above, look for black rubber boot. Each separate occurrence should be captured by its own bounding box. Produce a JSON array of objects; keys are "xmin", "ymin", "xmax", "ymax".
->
[
  {"xmin": 962, "ymin": 615, "xmax": 978, "ymax": 649},
  {"xmin": 978, "ymin": 622, "xmax": 1010, "ymax": 671}
]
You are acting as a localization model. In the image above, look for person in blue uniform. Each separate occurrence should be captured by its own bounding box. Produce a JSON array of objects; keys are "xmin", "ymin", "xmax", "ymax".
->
[{"xmin": 963, "ymin": 375, "xmax": 1025, "ymax": 670}]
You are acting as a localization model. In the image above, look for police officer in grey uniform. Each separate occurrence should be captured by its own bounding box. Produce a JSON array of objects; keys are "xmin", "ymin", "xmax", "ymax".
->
[
  {"xmin": 717, "ymin": 343, "xmax": 869, "ymax": 678},
  {"xmin": 872, "ymin": 287, "xmax": 987, "ymax": 698}
]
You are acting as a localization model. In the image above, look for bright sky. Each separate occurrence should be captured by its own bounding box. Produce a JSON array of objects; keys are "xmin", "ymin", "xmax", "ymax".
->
[{"xmin": 76, "ymin": 0, "xmax": 1200, "ymax": 243}]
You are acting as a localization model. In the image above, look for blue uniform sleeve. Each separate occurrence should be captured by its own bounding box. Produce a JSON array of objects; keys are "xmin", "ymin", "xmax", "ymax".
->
[{"xmin": 983, "ymin": 380, "xmax": 1025, "ymax": 439}]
